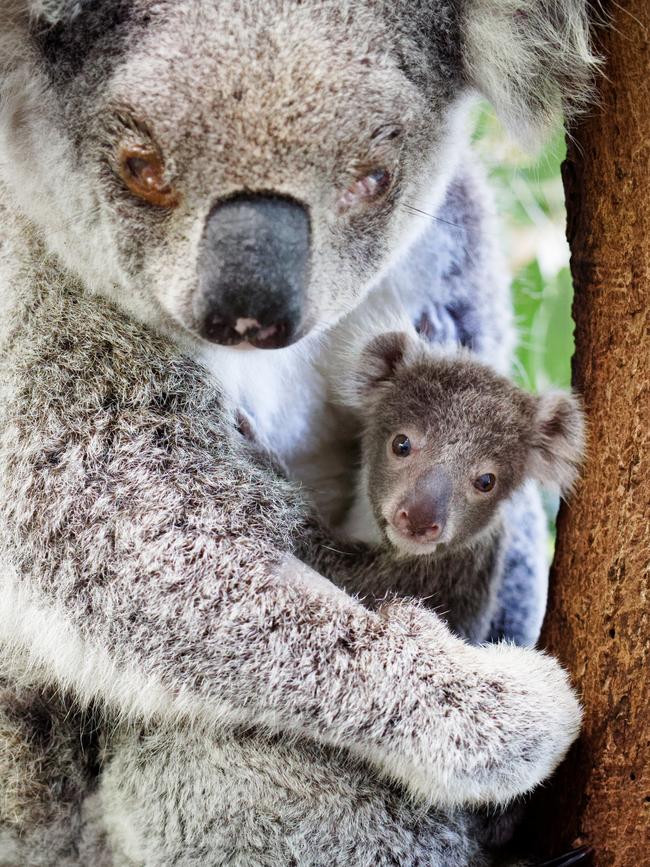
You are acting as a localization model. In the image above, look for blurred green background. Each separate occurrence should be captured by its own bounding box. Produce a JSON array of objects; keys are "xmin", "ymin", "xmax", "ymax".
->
[
  {"xmin": 473, "ymin": 106, "xmax": 574, "ymax": 539},
  {"xmin": 473, "ymin": 106, "xmax": 574, "ymax": 393}
]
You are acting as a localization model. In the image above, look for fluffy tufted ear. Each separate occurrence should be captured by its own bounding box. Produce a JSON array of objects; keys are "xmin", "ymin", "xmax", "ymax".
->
[
  {"xmin": 462, "ymin": 0, "xmax": 600, "ymax": 146},
  {"xmin": 528, "ymin": 390, "xmax": 586, "ymax": 493},
  {"xmin": 333, "ymin": 331, "xmax": 420, "ymax": 409},
  {"xmin": 357, "ymin": 332, "xmax": 412, "ymax": 392}
]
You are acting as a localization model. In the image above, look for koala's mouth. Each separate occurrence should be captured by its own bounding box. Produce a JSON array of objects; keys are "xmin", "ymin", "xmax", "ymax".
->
[
  {"xmin": 201, "ymin": 316, "xmax": 299, "ymax": 350},
  {"xmin": 383, "ymin": 521, "xmax": 449, "ymax": 558}
]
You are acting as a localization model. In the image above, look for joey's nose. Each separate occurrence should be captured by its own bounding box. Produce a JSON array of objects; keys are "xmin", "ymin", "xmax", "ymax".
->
[
  {"xmin": 392, "ymin": 469, "xmax": 452, "ymax": 544},
  {"xmin": 195, "ymin": 194, "xmax": 311, "ymax": 349},
  {"xmin": 393, "ymin": 508, "xmax": 443, "ymax": 541}
]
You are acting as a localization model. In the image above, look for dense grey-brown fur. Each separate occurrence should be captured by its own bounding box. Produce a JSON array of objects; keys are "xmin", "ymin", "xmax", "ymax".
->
[
  {"xmin": 0, "ymin": 0, "xmax": 596, "ymax": 864},
  {"xmin": 100, "ymin": 723, "xmax": 496, "ymax": 867}
]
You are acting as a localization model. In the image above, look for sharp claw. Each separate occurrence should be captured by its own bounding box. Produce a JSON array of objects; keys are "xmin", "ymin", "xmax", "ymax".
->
[{"xmin": 536, "ymin": 846, "xmax": 595, "ymax": 867}]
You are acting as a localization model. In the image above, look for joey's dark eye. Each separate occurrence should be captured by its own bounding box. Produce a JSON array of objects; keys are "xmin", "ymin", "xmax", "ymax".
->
[
  {"xmin": 392, "ymin": 434, "xmax": 411, "ymax": 457},
  {"xmin": 118, "ymin": 145, "xmax": 179, "ymax": 208},
  {"xmin": 338, "ymin": 168, "xmax": 391, "ymax": 212},
  {"xmin": 474, "ymin": 473, "xmax": 496, "ymax": 493}
]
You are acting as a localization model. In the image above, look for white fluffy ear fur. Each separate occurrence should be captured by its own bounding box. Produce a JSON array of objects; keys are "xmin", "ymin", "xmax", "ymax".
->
[
  {"xmin": 463, "ymin": 0, "xmax": 600, "ymax": 147},
  {"xmin": 529, "ymin": 390, "xmax": 586, "ymax": 493},
  {"xmin": 334, "ymin": 330, "xmax": 423, "ymax": 409},
  {"xmin": 357, "ymin": 331, "xmax": 410, "ymax": 390},
  {"xmin": 321, "ymin": 286, "xmax": 420, "ymax": 409}
]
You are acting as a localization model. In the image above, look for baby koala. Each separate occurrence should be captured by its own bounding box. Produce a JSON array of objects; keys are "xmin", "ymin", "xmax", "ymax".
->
[{"xmin": 334, "ymin": 330, "xmax": 585, "ymax": 644}]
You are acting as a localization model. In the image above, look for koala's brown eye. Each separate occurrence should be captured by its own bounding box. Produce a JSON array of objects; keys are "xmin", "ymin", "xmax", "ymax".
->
[
  {"xmin": 338, "ymin": 168, "xmax": 391, "ymax": 212},
  {"xmin": 474, "ymin": 473, "xmax": 496, "ymax": 493},
  {"xmin": 119, "ymin": 145, "xmax": 179, "ymax": 208},
  {"xmin": 392, "ymin": 434, "xmax": 411, "ymax": 457}
]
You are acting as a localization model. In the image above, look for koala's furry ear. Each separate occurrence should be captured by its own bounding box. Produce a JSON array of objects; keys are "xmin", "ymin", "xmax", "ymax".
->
[
  {"xmin": 462, "ymin": 0, "xmax": 600, "ymax": 146},
  {"xmin": 336, "ymin": 331, "xmax": 417, "ymax": 408},
  {"xmin": 358, "ymin": 332, "xmax": 411, "ymax": 389},
  {"xmin": 529, "ymin": 390, "xmax": 586, "ymax": 493}
]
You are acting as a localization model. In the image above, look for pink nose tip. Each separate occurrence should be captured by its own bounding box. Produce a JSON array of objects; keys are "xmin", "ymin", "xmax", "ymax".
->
[{"xmin": 393, "ymin": 509, "xmax": 443, "ymax": 543}]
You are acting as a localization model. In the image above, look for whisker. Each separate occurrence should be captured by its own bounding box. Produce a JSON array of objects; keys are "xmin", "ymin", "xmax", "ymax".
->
[
  {"xmin": 319, "ymin": 543, "xmax": 357, "ymax": 557},
  {"xmin": 401, "ymin": 202, "xmax": 464, "ymax": 231}
]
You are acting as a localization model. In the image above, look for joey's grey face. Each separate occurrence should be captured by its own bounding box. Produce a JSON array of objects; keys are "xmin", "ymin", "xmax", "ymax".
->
[
  {"xmin": 21, "ymin": 0, "xmax": 464, "ymax": 349},
  {"xmin": 363, "ymin": 359, "xmax": 536, "ymax": 557}
]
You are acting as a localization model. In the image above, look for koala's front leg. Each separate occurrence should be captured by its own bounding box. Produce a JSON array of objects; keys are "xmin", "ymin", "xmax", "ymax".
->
[
  {"xmin": 322, "ymin": 596, "xmax": 582, "ymax": 808},
  {"xmin": 3, "ymin": 547, "xmax": 579, "ymax": 810},
  {"xmin": 209, "ymin": 552, "xmax": 582, "ymax": 809}
]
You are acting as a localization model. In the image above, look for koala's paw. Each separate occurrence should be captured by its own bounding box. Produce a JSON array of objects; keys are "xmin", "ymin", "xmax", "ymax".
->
[
  {"xmin": 368, "ymin": 603, "xmax": 582, "ymax": 808},
  {"xmin": 464, "ymin": 640, "xmax": 583, "ymax": 805}
]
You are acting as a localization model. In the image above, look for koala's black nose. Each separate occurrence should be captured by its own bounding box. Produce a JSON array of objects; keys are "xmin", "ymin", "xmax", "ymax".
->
[{"xmin": 195, "ymin": 194, "xmax": 311, "ymax": 349}]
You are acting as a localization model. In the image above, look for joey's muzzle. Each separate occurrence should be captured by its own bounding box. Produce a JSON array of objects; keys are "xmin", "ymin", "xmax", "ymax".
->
[{"xmin": 195, "ymin": 194, "xmax": 311, "ymax": 349}]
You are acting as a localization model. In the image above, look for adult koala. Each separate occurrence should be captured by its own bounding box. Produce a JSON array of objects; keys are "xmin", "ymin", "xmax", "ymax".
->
[{"xmin": 0, "ymin": 1, "xmax": 596, "ymax": 865}]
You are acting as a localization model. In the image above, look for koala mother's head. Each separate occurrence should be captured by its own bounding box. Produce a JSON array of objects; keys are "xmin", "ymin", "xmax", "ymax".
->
[{"xmin": 1, "ymin": 0, "xmax": 595, "ymax": 348}]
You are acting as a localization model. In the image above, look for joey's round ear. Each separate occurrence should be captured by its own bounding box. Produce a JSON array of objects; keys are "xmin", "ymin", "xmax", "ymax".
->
[
  {"xmin": 528, "ymin": 390, "xmax": 586, "ymax": 494},
  {"xmin": 354, "ymin": 331, "xmax": 413, "ymax": 398},
  {"xmin": 461, "ymin": 0, "xmax": 600, "ymax": 147}
]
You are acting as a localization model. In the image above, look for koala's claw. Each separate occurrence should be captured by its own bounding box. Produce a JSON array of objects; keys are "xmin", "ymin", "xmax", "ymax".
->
[{"xmin": 536, "ymin": 846, "xmax": 594, "ymax": 866}]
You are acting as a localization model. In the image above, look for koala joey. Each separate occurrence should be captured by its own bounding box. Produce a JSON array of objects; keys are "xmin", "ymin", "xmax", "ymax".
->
[{"xmin": 329, "ymin": 330, "xmax": 585, "ymax": 643}]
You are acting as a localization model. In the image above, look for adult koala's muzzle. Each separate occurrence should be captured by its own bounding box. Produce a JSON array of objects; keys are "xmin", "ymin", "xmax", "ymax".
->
[{"xmin": 195, "ymin": 194, "xmax": 311, "ymax": 349}]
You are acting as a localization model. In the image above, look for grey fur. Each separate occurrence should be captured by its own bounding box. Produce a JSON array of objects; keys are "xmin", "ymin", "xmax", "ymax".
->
[
  {"xmin": 490, "ymin": 485, "xmax": 551, "ymax": 646},
  {"xmin": 0, "ymin": 1, "xmax": 596, "ymax": 864},
  {"xmin": 99, "ymin": 723, "xmax": 492, "ymax": 867},
  {"xmin": 0, "ymin": 244, "xmax": 580, "ymax": 862}
]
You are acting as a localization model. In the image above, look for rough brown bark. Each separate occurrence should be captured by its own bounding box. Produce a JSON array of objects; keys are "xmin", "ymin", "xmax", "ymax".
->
[{"xmin": 530, "ymin": 2, "xmax": 650, "ymax": 864}]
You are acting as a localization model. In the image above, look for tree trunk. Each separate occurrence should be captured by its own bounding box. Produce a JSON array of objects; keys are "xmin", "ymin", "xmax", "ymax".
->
[{"xmin": 530, "ymin": 2, "xmax": 649, "ymax": 864}]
